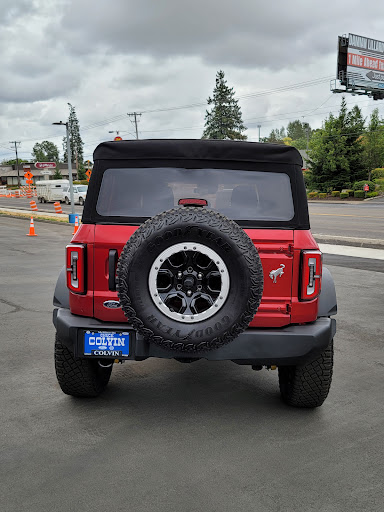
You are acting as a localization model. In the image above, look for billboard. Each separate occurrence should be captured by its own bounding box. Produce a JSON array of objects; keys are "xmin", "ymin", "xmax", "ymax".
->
[{"xmin": 335, "ymin": 34, "xmax": 384, "ymax": 100}]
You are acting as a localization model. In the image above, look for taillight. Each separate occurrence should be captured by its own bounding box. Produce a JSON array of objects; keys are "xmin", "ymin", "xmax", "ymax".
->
[
  {"xmin": 300, "ymin": 250, "xmax": 322, "ymax": 301},
  {"xmin": 66, "ymin": 244, "xmax": 86, "ymax": 294}
]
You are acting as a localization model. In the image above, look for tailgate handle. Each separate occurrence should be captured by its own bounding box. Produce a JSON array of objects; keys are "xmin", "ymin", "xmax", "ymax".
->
[{"xmin": 108, "ymin": 250, "xmax": 118, "ymax": 291}]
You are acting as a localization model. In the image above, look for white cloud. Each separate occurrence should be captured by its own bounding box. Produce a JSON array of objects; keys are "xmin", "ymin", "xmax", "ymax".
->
[{"xmin": 1, "ymin": 0, "xmax": 384, "ymax": 162}]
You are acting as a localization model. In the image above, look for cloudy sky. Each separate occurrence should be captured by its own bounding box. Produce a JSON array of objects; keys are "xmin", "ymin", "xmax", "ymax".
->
[{"xmin": 1, "ymin": 0, "xmax": 384, "ymax": 162}]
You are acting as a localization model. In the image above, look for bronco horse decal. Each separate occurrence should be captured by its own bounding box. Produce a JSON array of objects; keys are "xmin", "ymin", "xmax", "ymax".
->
[{"xmin": 269, "ymin": 264, "xmax": 285, "ymax": 283}]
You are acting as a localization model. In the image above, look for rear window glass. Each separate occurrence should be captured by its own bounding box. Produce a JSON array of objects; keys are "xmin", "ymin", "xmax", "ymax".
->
[{"xmin": 96, "ymin": 168, "xmax": 294, "ymax": 221}]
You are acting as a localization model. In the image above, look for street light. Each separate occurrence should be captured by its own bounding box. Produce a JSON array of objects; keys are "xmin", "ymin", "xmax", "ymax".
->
[{"xmin": 52, "ymin": 121, "xmax": 75, "ymax": 216}]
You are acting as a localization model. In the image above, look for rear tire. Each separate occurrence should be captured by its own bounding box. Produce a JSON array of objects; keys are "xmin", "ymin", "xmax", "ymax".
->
[
  {"xmin": 79, "ymin": 197, "xmax": 84, "ymax": 206},
  {"xmin": 65, "ymin": 197, "xmax": 69, "ymax": 205},
  {"xmin": 54, "ymin": 335, "xmax": 112, "ymax": 397},
  {"xmin": 278, "ymin": 339, "xmax": 334, "ymax": 408}
]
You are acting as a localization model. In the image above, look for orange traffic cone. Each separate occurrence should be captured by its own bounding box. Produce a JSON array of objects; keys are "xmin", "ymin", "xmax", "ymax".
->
[
  {"xmin": 54, "ymin": 202, "xmax": 63, "ymax": 214},
  {"xmin": 26, "ymin": 217, "xmax": 37, "ymax": 236},
  {"xmin": 30, "ymin": 200, "xmax": 38, "ymax": 211},
  {"xmin": 72, "ymin": 216, "xmax": 79, "ymax": 235}
]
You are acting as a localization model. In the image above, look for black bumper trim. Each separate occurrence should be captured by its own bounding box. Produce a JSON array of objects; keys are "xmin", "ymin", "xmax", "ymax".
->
[{"xmin": 53, "ymin": 308, "xmax": 336, "ymax": 365}]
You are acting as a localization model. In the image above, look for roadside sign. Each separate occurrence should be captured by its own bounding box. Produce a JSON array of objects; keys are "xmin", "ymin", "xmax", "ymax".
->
[
  {"xmin": 364, "ymin": 184, "xmax": 369, "ymax": 191},
  {"xmin": 24, "ymin": 170, "xmax": 34, "ymax": 186},
  {"xmin": 85, "ymin": 169, "xmax": 92, "ymax": 182},
  {"xmin": 40, "ymin": 170, "xmax": 53, "ymax": 176},
  {"xmin": 35, "ymin": 162, "xmax": 56, "ymax": 169}
]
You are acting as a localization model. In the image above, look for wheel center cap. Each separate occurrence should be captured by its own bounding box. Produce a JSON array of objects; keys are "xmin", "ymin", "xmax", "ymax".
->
[{"xmin": 183, "ymin": 276, "xmax": 195, "ymax": 289}]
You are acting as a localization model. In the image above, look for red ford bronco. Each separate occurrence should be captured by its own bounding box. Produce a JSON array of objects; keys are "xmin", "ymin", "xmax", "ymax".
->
[{"xmin": 53, "ymin": 140, "xmax": 336, "ymax": 407}]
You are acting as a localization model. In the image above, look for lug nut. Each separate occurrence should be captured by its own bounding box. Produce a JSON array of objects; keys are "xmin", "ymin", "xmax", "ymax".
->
[
  {"xmin": 187, "ymin": 267, "xmax": 193, "ymax": 273},
  {"xmin": 197, "ymin": 273, "xmax": 203, "ymax": 279},
  {"xmin": 187, "ymin": 290, "xmax": 192, "ymax": 297},
  {"xmin": 177, "ymin": 271, "xmax": 183, "ymax": 278}
]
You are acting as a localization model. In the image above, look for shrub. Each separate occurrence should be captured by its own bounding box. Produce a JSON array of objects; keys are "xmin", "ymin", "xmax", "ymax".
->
[
  {"xmin": 331, "ymin": 191, "xmax": 340, "ymax": 197},
  {"xmin": 371, "ymin": 168, "xmax": 384, "ymax": 180},
  {"xmin": 354, "ymin": 190, "xmax": 365, "ymax": 198},
  {"xmin": 340, "ymin": 192, "xmax": 349, "ymax": 199},
  {"xmin": 73, "ymin": 180, "xmax": 89, "ymax": 185},
  {"xmin": 308, "ymin": 191, "xmax": 318, "ymax": 198},
  {"xmin": 318, "ymin": 193, "xmax": 327, "ymax": 199},
  {"xmin": 346, "ymin": 189, "xmax": 354, "ymax": 196},
  {"xmin": 353, "ymin": 180, "xmax": 375, "ymax": 192},
  {"xmin": 374, "ymin": 178, "xmax": 384, "ymax": 190},
  {"xmin": 367, "ymin": 191, "xmax": 379, "ymax": 198}
]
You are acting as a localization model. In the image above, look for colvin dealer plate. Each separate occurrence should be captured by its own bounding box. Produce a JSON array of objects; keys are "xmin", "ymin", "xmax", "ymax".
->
[{"xmin": 84, "ymin": 331, "xmax": 130, "ymax": 357}]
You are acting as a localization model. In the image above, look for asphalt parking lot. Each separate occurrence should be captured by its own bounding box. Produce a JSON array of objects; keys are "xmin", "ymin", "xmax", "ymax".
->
[{"xmin": 1, "ymin": 216, "xmax": 383, "ymax": 512}]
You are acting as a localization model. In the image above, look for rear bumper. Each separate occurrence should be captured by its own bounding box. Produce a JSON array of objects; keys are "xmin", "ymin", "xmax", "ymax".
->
[{"xmin": 53, "ymin": 308, "xmax": 336, "ymax": 365}]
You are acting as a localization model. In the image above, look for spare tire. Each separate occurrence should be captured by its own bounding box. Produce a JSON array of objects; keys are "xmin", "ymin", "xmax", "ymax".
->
[{"xmin": 117, "ymin": 207, "xmax": 263, "ymax": 352}]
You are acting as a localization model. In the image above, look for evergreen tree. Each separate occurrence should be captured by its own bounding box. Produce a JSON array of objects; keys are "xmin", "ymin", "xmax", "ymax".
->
[
  {"xmin": 202, "ymin": 70, "xmax": 247, "ymax": 140},
  {"xmin": 53, "ymin": 167, "xmax": 63, "ymax": 179},
  {"xmin": 361, "ymin": 108, "xmax": 384, "ymax": 180},
  {"xmin": 63, "ymin": 103, "xmax": 86, "ymax": 179},
  {"xmin": 308, "ymin": 97, "xmax": 365, "ymax": 191}
]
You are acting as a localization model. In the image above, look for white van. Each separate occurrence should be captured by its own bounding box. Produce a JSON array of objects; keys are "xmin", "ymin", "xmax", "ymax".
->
[
  {"xmin": 62, "ymin": 184, "xmax": 88, "ymax": 205},
  {"xmin": 36, "ymin": 180, "xmax": 69, "ymax": 203}
]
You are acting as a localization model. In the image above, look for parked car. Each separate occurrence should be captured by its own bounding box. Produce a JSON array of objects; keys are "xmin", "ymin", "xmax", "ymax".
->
[
  {"xmin": 62, "ymin": 185, "xmax": 88, "ymax": 205},
  {"xmin": 53, "ymin": 140, "xmax": 337, "ymax": 407},
  {"xmin": 36, "ymin": 179, "xmax": 69, "ymax": 203}
]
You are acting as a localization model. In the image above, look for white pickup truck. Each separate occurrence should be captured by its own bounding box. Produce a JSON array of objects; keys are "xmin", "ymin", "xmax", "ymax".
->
[{"xmin": 62, "ymin": 185, "xmax": 88, "ymax": 205}]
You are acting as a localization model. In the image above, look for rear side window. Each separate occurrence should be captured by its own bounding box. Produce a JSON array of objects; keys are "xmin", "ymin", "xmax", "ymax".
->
[{"xmin": 96, "ymin": 167, "xmax": 294, "ymax": 221}]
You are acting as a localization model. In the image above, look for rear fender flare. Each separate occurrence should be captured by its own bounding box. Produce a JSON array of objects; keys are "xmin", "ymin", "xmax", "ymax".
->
[
  {"xmin": 53, "ymin": 265, "xmax": 69, "ymax": 309},
  {"xmin": 318, "ymin": 266, "xmax": 337, "ymax": 317}
]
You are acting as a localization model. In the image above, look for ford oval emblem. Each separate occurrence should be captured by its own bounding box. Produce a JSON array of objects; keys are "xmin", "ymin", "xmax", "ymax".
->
[{"xmin": 103, "ymin": 300, "xmax": 121, "ymax": 309}]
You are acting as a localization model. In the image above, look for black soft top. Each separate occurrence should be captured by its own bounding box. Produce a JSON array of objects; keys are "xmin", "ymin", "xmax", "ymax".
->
[
  {"xmin": 93, "ymin": 139, "xmax": 303, "ymax": 167},
  {"xmin": 83, "ymin": 139, "xmax": 309, "ymax": 229}
]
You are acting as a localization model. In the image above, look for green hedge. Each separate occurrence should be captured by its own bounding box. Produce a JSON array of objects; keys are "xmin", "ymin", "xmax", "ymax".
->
[
  {"xmin": 346, "ymin": 189, "xmax": 354, "ymax": 196},
  {"xmin": 331, "ymin": 191, "xmax": 340, "ymax": 197},
  {"xmin": 371, "ymin": 168, "xmax": 384, "ymax": 179},
  {"xmin": 340, "ymin": 192, "xmax": 349, "ymax": 199},
  {"xmin": 367, "ymin": 191, "xmax": 379, "ymax": 198},
  {"xmin": 374, "ymin": 178, "xmax": 384, "ymax": 190},
  {"xmin": 318, "ymin": 193, "xmax": 327, "ymax": 199},
  {"xmin": 73, "ymin": 180, "xmax": 89, "ymax": 185},
  {"xmin": 308, "ymin": 191, "xmax": 318, "ymax": 198},
  {"xmin": 353, "ymin": 180, "xmax": 375, "ymax": 192},
  {"xmin": 354, "ymin": 190, "xmax": 365, "ymax": 198}
]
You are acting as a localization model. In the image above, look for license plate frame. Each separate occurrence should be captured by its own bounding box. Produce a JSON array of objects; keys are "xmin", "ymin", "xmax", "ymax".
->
[{"xmin": 83, "ymin": 330, "xmax": 131, "ymax": 358}]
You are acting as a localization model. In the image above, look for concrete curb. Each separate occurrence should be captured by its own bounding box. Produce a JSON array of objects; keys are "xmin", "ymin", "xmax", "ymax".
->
[
  {"xmin": 0, "ymin": 208, "xmax": 70, "ymax": 224},
  {"xmin": 313, "ymin": 234, "xmax": 384, "ymax": 250}
]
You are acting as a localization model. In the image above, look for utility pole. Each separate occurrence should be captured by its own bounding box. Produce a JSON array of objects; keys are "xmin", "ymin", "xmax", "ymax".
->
[
  {"xmin": 9, "ymin": 141, "xmax": 21, "ymax": 187},
  {"xmin": 52, "ymin": 121, "xmax": 75, "ymax": 216},
  {"xmin": 306, "ymin": 125, "xmax": 310, "ymax": 151},
  {"xmin": 257, "ymin": 125, "xmax": 261, "ymax": 142},
  {"xmin": 128, "ymin": 112, "xmax": 142, "ymax": 139}
]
